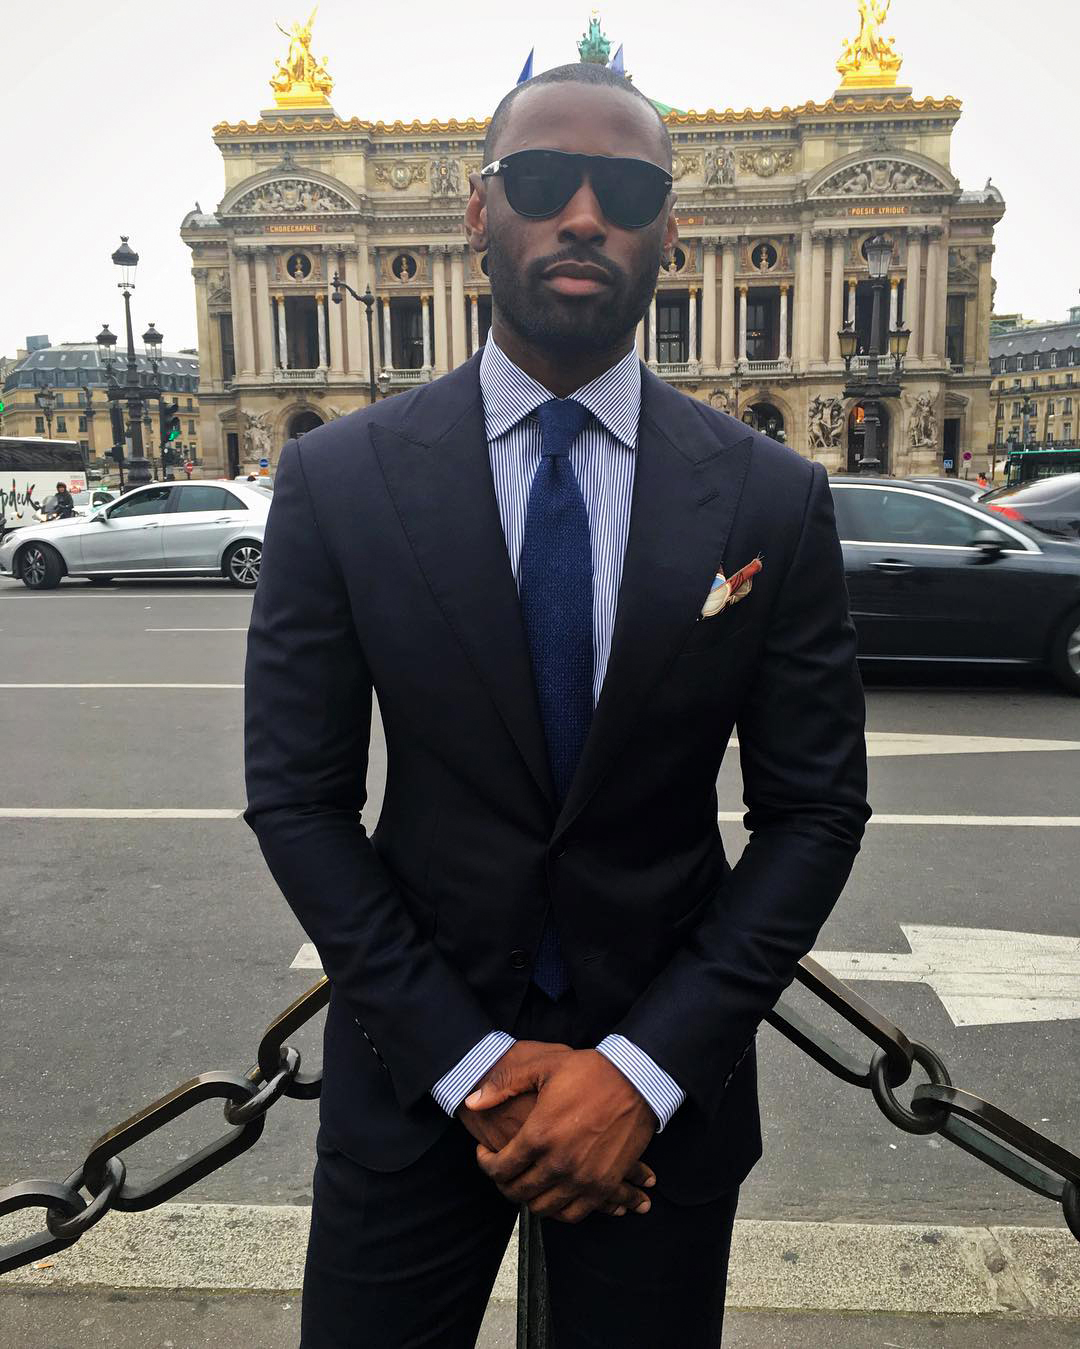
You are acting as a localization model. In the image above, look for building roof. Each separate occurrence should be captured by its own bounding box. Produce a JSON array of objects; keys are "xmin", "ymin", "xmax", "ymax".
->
[
  {"xmin": 990, "ymin": 320, "xmax": 1080, "ymax": 358},
  {"xmin": 3, "ymin": 344, "xmax": 199, "ymax": 392}
]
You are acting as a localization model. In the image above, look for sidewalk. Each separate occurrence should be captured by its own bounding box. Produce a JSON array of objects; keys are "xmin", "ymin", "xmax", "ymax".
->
[{"xmin": 3, "ymin": 1288, "xmax": 1080, "ymax": 1349}]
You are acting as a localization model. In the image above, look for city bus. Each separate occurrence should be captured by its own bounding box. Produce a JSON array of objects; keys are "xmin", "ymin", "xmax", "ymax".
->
[
  {"xmin": 0, "ymin": 437, "xmax": 88, "ymax": 531},
  {"xmin": 1003, "ymin": 445, "xmax": 1080, "ymax": 487}
]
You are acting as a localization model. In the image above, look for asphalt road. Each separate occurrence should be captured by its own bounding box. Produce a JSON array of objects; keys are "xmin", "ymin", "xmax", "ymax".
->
[{"xmin": 1, "ymin": 576, "xmax": 1078, "ymax": 1240}]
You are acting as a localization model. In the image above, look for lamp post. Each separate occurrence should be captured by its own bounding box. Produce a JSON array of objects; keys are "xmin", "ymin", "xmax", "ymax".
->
[
  {"xmin": 96, "ymin": 323, "xmax": 125, "ymax": 489},
  {"xmin": 1020, "ymin": 393, "xmax": 1037, "ymax": 449},
  {"xmin": 839, "ymin": 235, "xmax": 910, "ymax": 474},
  {"xmin": 33, "ymin": 377, "xmax": 56, "ymax": 439},
  {"xmin": 101, "ymin": 236, "xmax": 165, "ymax": 487},
  {"xmin": 142, "ymin": 322, "xmax": 168, "ymax": 479},
  {"xmin": 331, "ymin": 271, "xmax": 379, "ymax": 405}
]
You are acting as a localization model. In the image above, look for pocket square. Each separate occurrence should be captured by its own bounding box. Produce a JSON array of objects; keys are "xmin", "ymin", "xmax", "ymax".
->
[{"xmin": 700, "ymin": 557, "xmax": 763, "ymax": 619}]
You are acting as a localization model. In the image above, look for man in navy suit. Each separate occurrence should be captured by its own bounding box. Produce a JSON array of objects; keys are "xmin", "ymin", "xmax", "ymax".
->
[{"xmin": 245, "ymin": 61, "xmax": 870, "ymax": 1348}]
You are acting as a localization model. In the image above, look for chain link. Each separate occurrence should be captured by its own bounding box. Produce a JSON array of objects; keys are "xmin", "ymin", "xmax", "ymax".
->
[{"xmin": 3, "ymin": 962, "xmax": 1079, "ymax": 1278}]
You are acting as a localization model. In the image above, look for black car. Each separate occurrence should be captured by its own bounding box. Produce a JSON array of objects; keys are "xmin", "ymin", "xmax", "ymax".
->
[
  {"xmin": 830, "ymin": 477, "xmax": 1080, "ymax": 694},
  {"xmin": 908, "ymin": 476, "xmax": 988, "ymax": 502},
  {"xmin": 983, "ymin": 472, "xmax": 1080, "ymax": 542}
]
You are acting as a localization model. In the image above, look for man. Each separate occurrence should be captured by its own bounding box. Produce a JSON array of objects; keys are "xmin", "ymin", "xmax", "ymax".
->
[
  {"xmin": 53, "ymin": 482, "xmax": 75, "ymax": 519},
  {"xmin": 245, "ymin": 62, "xmax": 869, "ymax": 1347}
]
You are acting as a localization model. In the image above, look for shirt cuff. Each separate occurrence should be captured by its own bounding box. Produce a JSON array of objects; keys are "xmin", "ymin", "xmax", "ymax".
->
[
  {"xmin": 596, "ymin": 1034, "xmax": 686, "ymax": 1132},
  {"xmin": 431, "ymin": 1030, "xmax": 516, "ymax": 1117}
]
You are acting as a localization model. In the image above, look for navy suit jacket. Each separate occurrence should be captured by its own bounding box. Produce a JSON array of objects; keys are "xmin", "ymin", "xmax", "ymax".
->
[{"xmin": 243, "ymin": 354, "xmax": 870, "ymax": 1202}]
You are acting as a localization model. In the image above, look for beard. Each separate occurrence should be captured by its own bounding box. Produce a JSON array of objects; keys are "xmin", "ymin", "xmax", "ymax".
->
[{"xmin": 486, "ymin": 229, "xmax": 664, "ymax": 357}]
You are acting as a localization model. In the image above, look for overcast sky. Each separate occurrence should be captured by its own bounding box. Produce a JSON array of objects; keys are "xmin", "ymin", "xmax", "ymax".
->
[{"xmin": 5, "ymin": 0, "xmax": 1076, "ymax": 357}]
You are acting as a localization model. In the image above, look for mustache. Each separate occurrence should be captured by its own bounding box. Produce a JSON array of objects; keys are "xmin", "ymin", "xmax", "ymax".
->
[{"xmin": 525, "ymin": 247, "xmax": 625, "ymax": 289}]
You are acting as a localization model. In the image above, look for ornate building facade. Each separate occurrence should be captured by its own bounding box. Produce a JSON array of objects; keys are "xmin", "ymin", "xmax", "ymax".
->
[{"xmin": 182, "ymin": 6, "xmax": 1004, "ymax": 477}]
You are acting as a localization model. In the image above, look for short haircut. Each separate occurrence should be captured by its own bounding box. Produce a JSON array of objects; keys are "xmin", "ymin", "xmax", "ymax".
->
[{"xmin": 483, "ymin": 63, "xmax": 672, "ymax": 168}]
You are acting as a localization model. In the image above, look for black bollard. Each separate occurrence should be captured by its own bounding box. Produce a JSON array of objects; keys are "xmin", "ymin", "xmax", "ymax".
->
[{"xmin": 516, "ymin": 1208, "xmax": 552, "ymax": 1348}]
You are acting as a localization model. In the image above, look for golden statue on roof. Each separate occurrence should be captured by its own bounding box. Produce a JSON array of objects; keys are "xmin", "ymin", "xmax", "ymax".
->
[
  {"xmin": 836, "ymin": 0, "xmax": 903, "ymax": 89},
  {"xmin": 270, "ymin": 8, "xmax": 334, "ymax": 108}
]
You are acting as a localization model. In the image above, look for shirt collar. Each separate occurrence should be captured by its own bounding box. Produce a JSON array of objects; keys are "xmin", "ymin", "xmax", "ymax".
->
[{"xmin": 479, "ymin": 337, "xmax": 641, "ymax": 449}]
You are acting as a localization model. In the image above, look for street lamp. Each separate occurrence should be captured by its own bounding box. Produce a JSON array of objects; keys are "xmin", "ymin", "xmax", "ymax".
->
[
  {"xmin": 33, "ymin": 378, "xmax": 56, "ymax": 439},
  {"xmin": 143, "ymin": 322, "xmax": 163, "ymax": 370},
  {"xmin": 96, "ymin": 322, "xmax": 125, "ymax": 488},
  {"xmin": 839, "ymin": 235, "xmax": 908, "ymax": 475},
  {"xmin": 1020, "ymin": 394, "xmax": 1037, "ymax": 448},
  {"xmin": 377, "ymin": 368, "xmax": 392, "ymax": 399},
  {"xmin": 332, "ymin": 272, "xmax": 379, "ymax": 405},
  {"xmin": 104, "ymin": 235, "xmax": 164, "ymax": 486}
]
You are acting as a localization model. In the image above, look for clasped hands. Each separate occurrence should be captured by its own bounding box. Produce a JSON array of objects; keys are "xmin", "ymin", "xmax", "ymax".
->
[{"xmin": 456, "ymin": 1041, "xmax": 656, "ymax": 1224}]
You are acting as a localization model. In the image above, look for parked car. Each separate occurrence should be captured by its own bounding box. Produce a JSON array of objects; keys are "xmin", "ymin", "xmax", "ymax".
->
[
  {"xmin": 908, "ymin": 476, "xmax": 988, "ymax": 502},
  {"xmin": 830, "ymin": 477, "xmax": 1080, "ymax": 694},
  {"xmin": 982, "ymin": 472, "xmax": 1080, "ymax": 542},
  {"xmin": 0, "ymin": 480, "xmax": 269, "ymax": 590}
]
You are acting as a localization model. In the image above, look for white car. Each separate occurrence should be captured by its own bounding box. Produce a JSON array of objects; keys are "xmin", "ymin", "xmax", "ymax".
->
[
  {"xmin": 0, "ymin": 480, "xmax": 270, "ymax": 590},
  {"xmin": 35, "ymin": 488, "xmax": 117, "ymax": 522}
]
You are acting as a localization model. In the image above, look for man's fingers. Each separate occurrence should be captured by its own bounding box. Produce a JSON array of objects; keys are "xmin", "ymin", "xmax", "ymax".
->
[
  {"xmin": 627, "ymin": 1161, "xmax": 656, "ymax": 1189},
  {"xmin": 475, "ymin": 1132, "xmax": 542, "ymax": 1185}
]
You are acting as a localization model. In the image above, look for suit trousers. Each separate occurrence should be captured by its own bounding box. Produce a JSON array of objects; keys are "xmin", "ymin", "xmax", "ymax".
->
[{"xmin": 301, "ymin": 987, "xmax": 740, "ymax": 1348}]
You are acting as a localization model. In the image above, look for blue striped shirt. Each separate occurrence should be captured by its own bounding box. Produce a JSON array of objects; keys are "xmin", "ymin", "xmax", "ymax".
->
[{"xmin": 430, "ymin": 339, "xmax": 686, "ymax": 1132}]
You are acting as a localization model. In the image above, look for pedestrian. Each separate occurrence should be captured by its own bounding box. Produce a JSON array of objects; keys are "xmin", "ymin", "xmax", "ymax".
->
[
  {"xmin": 244, "ymin": 61, "xmax": 870, "ymax": 1349},
  {"xmin": 53, "ymin": 481, "xmax": 75, "ymax": 519},
  {"xmin": 976, "ymin": 471, "xmax": 989, "ymax": 489}
]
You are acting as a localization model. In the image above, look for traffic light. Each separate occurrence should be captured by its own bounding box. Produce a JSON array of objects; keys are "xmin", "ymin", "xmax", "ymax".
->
[
  {"xmin": 0, "ymin": 396, "xmax": 5, "ymax": 432},
  {"xmin": 159, "ymin": 399, "xmax": 180, "ymax": 449},
  {"xmin": 109, "ymin": 401, "xmax": 126, "ymax": 448},
  {"xmin": 108, "ymin": 445, "xmax": 125, "ymax": 463}
]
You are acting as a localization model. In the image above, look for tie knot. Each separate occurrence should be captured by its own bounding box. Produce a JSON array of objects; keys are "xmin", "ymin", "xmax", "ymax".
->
[{"xmin": 537, "ymin": 398, "xmax": 590, "ymax": 458}]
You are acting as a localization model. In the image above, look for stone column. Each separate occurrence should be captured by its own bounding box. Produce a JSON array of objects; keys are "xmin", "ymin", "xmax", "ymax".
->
[
  {"xmin": 316, "ymin": 294, "xmax": 328, "ymax": 368},
  {"xmin": 254, "ymin": 252, "xmax": 274, "ymax": 375},
  {"xmin": 275, "ymin": 294, "xmax": 288, "ymax": 369},
  {"xmin": 421, "ymin": 295, "xmax": 432, "ymax": 368},
  {"xmin": 230, "ymin": 246, "xmax": 255, "ymax": 376},
  {"xmin": 963, "ymin": 294, "xmax": 977, "ymax": 369},
  {"xmin": 809, "ymin": 232, "xmax": 827, "ymax": 366},
  {"xmin": 828, "ymin": 233, "xmax": 845, "ymax": 368},
  {"xmin": 382, "ymin": 297, "xmax": 393, "ymax": 368},
  {"xmin": 889, "ymin": 276, "xmax": 899, "ymax": 336},
  {"xmin": 905, "ymin": 229, "xmax": 923, "ymax": 361},
  {"xmin": 701, "ymin": 242, "xmax": 717, "ymax": 372},
  {"xmin": 470, "ymin": 292, "xmax": 480, "ymax": 353},
  {"xmin": 847, "ymin": 278, "xmax": 857, "ymax": 326},
  {"xmin": 779, "ymin": 284, "xmax": 789, "ymax": 361},
  {"xmin": 450, "ymin": 247, "xmax": 467, "ymax": 368},
  {"xmin": 794, "ymin": 225, "xmax": 812, "ymax": 371},
  {"xmin": 648, "ymin": 293, "xmax": 658, "ymax": 365},
  {"xmin": 343, "ymin": 246, "xmax": 366, "ymax": 374},
  {"xmin": 738, "ymin": 285, "xmax": 748, "ymax": 364},
  {"xmin": 688, "ymin": 287, "xmax": 698, "ymax": 364},
  {"xmin": 635, "ymin": 318, "xmax": 645, "ymax": 358},
  {"xmin": 192, "ymin": 268, "xmax": 214, "ymax": 388},
  {"xmin": 923, "ymin": 229, "xmax": 941, "ymax": 364},
  {"xmin": 935, "ymin": 232, "xmax": 951, "ymax": 367},
  {"xmin": 720, "ymin": 240, "xmax": 736, "ymax": 371},
  {"xmin": 327, "ymin": 251, "xmax": 345, "ymax": 374},
  {"xmin": 975, "ymin": 244, "xmax": 995, "ymax": 369},
  {"xmin": 432, "ymin": 247, "xmax": 449, "ymax": 373}
]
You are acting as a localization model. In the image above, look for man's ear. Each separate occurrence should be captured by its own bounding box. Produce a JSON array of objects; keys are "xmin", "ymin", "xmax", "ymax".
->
[{"xmin": 464, "ymin": 173, "xmax": 488, "ymax": 252}]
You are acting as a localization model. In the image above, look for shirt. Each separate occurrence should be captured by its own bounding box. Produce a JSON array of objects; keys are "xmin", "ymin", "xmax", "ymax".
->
[{"xmin": 429, "ymin": 339, "xmax": 685, "ymax": 1132}]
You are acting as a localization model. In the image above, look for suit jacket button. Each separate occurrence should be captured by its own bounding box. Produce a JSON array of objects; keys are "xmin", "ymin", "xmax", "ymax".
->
[{"xmin": 510, "ymin": 949, "xmax": 529, "ymax": 969}]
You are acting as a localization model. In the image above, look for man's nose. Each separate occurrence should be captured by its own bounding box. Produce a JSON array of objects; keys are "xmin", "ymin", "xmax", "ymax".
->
[{"xmin": 557, "ymin": 178, "xmax": 607, "ymax": 246}]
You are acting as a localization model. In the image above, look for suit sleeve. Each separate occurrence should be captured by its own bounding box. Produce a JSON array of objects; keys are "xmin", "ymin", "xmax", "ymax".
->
[
  {"xmin": 613, "ymin": 461, "xmax": 871, "ymax": 1121},
  {"xmin": 243, "ymin": 438, "xmax": 494, "ymax": 1111}
]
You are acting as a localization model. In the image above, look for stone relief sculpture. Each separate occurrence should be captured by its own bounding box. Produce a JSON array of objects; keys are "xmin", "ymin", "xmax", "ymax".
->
[
  {"xmin": 808, "ymin": 396, "xmax": 845, "ymax": 450},
  {"xmin": 738, "ymin": 150, "xmax": 794, "ymax": 179},
  {"xmin": 907, "ymin": 392, "xmax": 937, "ymax": 449},
  {"xmin": 430, "ymin": 158, "xmax": 462, "ymax": 197},
  {"xmin": 232, "ymin": 179, "xmax": 350, "ymax": 214},
  {"xmin": 704, "ymin": 147, "xmax": 736, "ymax": 186},
  {"xmin": 819, "ymin": 159, "xmax": 940, "ymax": 197},
  {"xmin": 241, "ymin": 411, "xmax": 273, "ymax": 459}
]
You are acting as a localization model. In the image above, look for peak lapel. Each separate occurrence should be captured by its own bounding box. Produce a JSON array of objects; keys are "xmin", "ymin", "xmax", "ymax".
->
[
  {"xmin": 555, "ymin": 370, "xmax": 755, "ymax": 838},
  {"xmin": 371, "ymin": 362, "xmax": 555, "ymax": 809}
]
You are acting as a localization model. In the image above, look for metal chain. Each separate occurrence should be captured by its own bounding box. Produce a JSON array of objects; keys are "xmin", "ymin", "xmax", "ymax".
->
[{"xmin": 3, "ymin": 959, "xmax": 1078, "ymax": 1280}]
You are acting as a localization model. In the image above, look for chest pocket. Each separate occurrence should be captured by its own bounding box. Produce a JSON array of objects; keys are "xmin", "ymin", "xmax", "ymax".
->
[{"xmin": 677, "ymin": 606, "xmax": 754, "ymax": 656}]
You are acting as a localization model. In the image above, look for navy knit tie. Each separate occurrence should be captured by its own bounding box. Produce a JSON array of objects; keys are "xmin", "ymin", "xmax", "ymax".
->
[{"xmin": 519, "ymin": 397, "xmax": 593, "ymax": 999}]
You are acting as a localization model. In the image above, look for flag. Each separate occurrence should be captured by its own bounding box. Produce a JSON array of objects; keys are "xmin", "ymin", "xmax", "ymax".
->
[
  {"xmin": 609, "ymin": 44, "xmax": 624, "ymax": 76},
  {"xmin": 516, "ymin": 48, "xmax": 534, "ymax": 84}
]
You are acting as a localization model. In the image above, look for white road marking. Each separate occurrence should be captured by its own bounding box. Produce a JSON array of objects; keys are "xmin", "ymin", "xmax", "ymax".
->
[
  {"xmin": 717, "ymin": 811, "xmax": 1080, "ymax": 826},
  {"xmin": 0, "ymin": 808, "xmax": 242, "ymax": 819},
  {"xmin": 729, "ymin": 732, "xmax": 1080, "ymax": 757},
  {"xmin": 145, "ymin": 627, "xmax": 248, "ymax": 632},
  {"xmin": 0, "ymin": 682, "xmax": 243, "ymax": 689},
  {"xmin": 291, "ymin": 942, "xmax": 321, "ymax": 969},
  {"xmin": 814, "ymin": 925, "xmax": 1080, "ymax": 1026}
]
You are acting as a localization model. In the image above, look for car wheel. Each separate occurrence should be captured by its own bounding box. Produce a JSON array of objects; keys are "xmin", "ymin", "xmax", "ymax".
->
[
  {"xmin": 18, "ymin": 541, "xmax": 64, "ymax": 590},
  {"xmin": 224, "ymin": 541, "xmax": 261, "ymax": 589},
  {"xmin": 87, "ymin": 576, "xmax": 114, "ymax": 586},
  {"xmin": 1050, "ymin": 607, "xmax": 1080, "ymax": 696}
]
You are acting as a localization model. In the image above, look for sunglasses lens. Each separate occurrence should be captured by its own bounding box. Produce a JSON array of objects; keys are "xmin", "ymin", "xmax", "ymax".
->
[
  {"xmin": 503, "ymin": 151, "xmax": 580, "ymax": 218},
  {"xmin": 592, "ymin": 159, "xmax": 671, "ymax": 229}
]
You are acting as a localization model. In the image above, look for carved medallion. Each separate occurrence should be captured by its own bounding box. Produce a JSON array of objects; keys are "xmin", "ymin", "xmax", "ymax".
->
[
  {"xmin": 739, "ymin": 150, "xmax": 793, "ymax": 179},
  {"xmin": 376, "ymin": 161, "xmax": 427, "ymax": 190}
]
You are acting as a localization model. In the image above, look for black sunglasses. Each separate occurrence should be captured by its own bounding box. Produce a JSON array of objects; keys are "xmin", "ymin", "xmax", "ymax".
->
[{"xmin": 480, "ymin": 149, "xmax": 673, "ymax": 230}]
